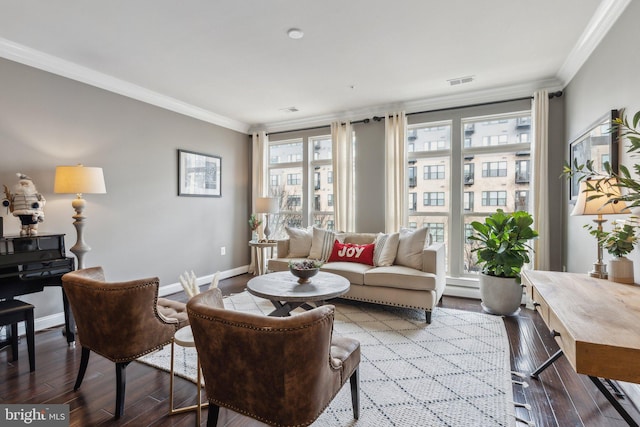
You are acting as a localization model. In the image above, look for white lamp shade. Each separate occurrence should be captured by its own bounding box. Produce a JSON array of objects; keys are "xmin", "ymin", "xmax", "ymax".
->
[
  {"xmin": 255, "ymin": 197, "xmax": 279, "ymax": 214},
  {"xmin": 571, "ymin": 179, "xmax": 628, "ymax": 216},
  {"xmin": 54, "ymin": 165, "xmax": 107, "ymax": 194}
]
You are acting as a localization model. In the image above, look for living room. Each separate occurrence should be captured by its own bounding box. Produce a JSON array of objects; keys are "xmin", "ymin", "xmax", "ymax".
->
[{"xmin": 1, "ymin": 1, "xmax": 640, "ymax": 426}]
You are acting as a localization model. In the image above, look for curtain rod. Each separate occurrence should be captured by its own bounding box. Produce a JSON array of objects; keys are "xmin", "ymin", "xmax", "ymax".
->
[
  {"xmin": 261, "ymin": 91, "xmax": 562, "ymax": 135},
  {"xmin": 265, "ymin": 118, "xmax": 369, "ymax": 136}
]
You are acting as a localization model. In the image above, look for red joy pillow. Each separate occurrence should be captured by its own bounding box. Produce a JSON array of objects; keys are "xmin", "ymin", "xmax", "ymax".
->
[{"xmin": 327, "ymin": 240, "xmax": 375, "ymax": 265}]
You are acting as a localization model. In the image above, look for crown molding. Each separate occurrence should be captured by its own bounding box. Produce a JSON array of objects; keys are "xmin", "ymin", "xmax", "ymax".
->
[
  {"xmin": 0, "ymin": 37, "xmax": 251, "ymax": 134},
  {"xmin": 255, "ymin": 77, "xmax": 563, "ymax": 134},
  {"xmin": 556, "ymin": 0, "xmax": 631, "ymax": 86}
]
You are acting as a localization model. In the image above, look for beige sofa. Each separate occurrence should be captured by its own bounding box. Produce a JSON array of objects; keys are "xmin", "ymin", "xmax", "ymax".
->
[{"xmin": 267, "ymin": 232, "xmax": 446, "ymax": 323}]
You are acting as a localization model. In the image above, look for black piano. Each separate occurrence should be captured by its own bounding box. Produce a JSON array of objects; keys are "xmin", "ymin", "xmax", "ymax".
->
[{"xmin": 0, "ymin": 233, "xmax": 75, "ymax": 343}]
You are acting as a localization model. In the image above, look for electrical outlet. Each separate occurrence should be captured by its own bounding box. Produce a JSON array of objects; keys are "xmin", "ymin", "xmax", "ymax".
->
[{"xmin": 220, "ymin": 246, "xmax": 226, "ymax": 256}]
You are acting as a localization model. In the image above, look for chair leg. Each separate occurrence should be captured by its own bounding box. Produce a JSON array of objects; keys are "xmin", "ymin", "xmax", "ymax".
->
[
  {"xmin": 115, "ymin": 362, "xmax": 129, "ymax": 419},
  {"xmin": 74, "ymin": 347, "xmax": 91, "ymax": 390},
  {"xmin": 26, "ymin": 309, "xmax": 35, "ymax": 372},
  {"xmin": 425, "ymin": 310, "xmax": 432, "ymax": 324},
  {"xmin": 9, "ymin": 323, "xmax": 19, "ymax": 362},
  {"xmin": 207, "ymin": 403, "xmax": 220, "ymax": 427},
  {"xmin": 349, "ymin": 368, "xmax": 360, "ymax": 420}
]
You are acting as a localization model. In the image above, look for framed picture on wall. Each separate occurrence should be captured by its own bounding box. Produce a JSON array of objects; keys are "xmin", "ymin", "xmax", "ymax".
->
[
  {"xmin": 568, "ymin": 109, "xmax": 619, "ymax": 201},
  {"xmin": 178, "ymin": 149, "xmax": 222, "ymax": 197}
]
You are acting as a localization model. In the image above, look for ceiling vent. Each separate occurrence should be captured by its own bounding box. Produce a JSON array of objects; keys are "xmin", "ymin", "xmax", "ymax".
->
[{"xmin": 447, "ymin": 75, "xmax": 475, "ymax": 86}]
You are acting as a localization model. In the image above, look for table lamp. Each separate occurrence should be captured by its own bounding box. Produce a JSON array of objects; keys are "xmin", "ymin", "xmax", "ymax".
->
[
  {"xmin": 571, "ymin": 178, "xmax": 628, "ymax": 279},
  {"xmin": 54, "ymin": 164, "xmax": 106, "ymax": 269},
  {"xmin": 255, "ymin": 197, "xmax": 279, "ymax": 241}
]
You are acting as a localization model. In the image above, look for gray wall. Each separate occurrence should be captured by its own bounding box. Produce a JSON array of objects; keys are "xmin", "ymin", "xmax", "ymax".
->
[
  {"xmin": 0, "ymin": 58, "xmax": 251, "ymax": 322},
  {"xmin": 564, "ymin": 0, "xmax": 640, "ymax": 275}
]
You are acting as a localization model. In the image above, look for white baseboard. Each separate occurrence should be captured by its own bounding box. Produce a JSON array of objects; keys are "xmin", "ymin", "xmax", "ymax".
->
[{"xmin": 21, "ymin": 266, "xmax": 250, "ymax": 336}]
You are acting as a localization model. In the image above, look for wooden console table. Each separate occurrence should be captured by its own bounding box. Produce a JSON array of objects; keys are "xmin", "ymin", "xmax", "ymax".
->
[{"xmin": 522, "ymin": 270, "xmax": 640, "ymax": 426}]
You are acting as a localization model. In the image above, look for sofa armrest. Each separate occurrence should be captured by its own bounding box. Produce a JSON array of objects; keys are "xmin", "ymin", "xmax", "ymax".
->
[
  {"xmin": 276, "ymin": 239, "xmax": 290, "ymax": 258},
  {"xmin": 422, "ymin": 242, "xmax": 446, "ymax": 296}
]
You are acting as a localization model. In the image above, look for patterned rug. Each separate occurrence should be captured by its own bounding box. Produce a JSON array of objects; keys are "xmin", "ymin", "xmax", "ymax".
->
[{"xmin": 138, "ymin": 292, "xmax": 515, "ymax": 426}]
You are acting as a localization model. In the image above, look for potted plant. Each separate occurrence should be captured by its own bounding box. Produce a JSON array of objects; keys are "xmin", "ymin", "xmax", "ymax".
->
[
  {"xmin": 586, "ymin": 216, "xmax": 640, "ymax": 284},
  {"xmin": 469, "ymin": 209, "xmax": 538, "ymax": 315},
  {"xmin": 248, "ymin": 214, "xmax": 262, "ymax": 240}
]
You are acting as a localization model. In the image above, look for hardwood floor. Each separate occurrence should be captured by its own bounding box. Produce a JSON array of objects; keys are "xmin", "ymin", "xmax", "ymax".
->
[{"xmin": 1, "ymin": 273, "xmax": 638, "ymax": 426}]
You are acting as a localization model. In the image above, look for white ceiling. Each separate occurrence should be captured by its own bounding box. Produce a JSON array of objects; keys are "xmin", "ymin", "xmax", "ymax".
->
[{"xmin": 0, "ymin": 1, "xmax": 630, "ymax": 133}]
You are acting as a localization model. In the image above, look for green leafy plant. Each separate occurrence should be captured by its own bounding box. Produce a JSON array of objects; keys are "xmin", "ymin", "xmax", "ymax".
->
[
  {"xmin": 469, "ymin": 209, "xmax": 538, "ymax": 279},
  {"xmin": 248, "ymin": 213, "xmax": 262, "ymax": 232},
  {"xmin": 586, "ymin": 216, "xmax": 640, "ymax": 258}
]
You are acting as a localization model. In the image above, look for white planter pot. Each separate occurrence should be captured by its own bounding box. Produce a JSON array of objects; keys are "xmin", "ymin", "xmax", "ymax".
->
[
  {"xmin": 608, "ymin": 256, "xmax": 634, "ymax": 284},
  {"xmin": 479, "ymin": 274, "xmax": 523, "ymax": 316}
]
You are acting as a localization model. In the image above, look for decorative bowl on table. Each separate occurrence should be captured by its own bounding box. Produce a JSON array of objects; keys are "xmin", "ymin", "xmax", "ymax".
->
[{"xmin": 288, "ymin": 260, "xmax": 323, "ymax": 284}]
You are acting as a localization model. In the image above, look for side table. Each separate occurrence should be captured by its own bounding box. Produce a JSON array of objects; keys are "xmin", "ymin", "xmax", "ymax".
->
[
  {"xmin": 169, "ymin": 325, "xmax": 208, "ymax": 425},
  {"xmin": 249, "ymin": 240, "xmax": 277, "ymax": 275}
]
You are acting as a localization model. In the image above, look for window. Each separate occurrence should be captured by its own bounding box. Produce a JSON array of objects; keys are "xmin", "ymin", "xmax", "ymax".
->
[
  {"xmin": 267, "ymin": 134, "xmax": 338, "ymax": 239},
  {"xmin": 515, "ymin": 160, "xmax": 530, "ymax": 183},
  {"xmin": 409, "ymin": 166, "xmax": 417, "ymax": 187},
  {"xmin": 409, "ymin": 192, "xmax": 417, "ymax": 211},
  {"xmin": 515, "ymin": 190, "xmax": 529, "ymax": 211},
  {"xmin": 463, "ymin": 192, "xmax": 474, "ymax": 211},
  {"xmin": 423, "ymin": 192, "xmax": 445, "ymax": 206},
  {"xmin": 287, "ymin": 173, "xmax": 302, "ymax": 185},
  {"xmin": 287, "ymin": 195, "xmax": 302, "ymax": 208},
  {"xmin": 463, "ymin": 163, "xmax": 474, "ymax": 185},
  {"xmin": 268, "ymin": 139, "xmax": 304, "ymax": 238},
  {"xmin": 482, "ymin": 161, "xmax": 507, "ymax": 177},
  {"xmin": 482, "ymin": 191, "xmax": 507, "ymax": 206},
  {"xmin": 425, "ymin": 222, "xmax": 445, "ymax": 242},
  {"xmin": 423, "ymin": 165, "xmax": 445, "ymax": 180},
  {"xmin": 310, "ymin": 136, "xmax": 335, "ymax": 230},
  {"xmin": 421, "ymin": 110, "xmax": 531, "ymax": 278}
]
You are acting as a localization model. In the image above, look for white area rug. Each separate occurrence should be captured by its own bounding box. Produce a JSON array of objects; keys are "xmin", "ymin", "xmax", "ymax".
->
[{"xmin": 139, "ymin": 292, "xmax": 515, "ymax": 426}]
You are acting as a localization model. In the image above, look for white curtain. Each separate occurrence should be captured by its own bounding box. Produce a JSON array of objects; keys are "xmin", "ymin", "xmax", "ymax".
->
[
  {"xmin": 250, "ymin": 131, "xmax": 269, "ymax": 273},
  {"xmin": 331, "ymin": 121, "xmax": 355, "ymax": 232},
  {"xmin": 384, "ymin": 112, "xmax": 408, "ymax": 233},
  {"xmin": 532, "ymin": 90, "xmax": 550, "ymax": 270}
]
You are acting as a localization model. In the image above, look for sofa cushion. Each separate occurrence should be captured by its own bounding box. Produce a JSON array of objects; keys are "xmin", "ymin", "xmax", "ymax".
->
[
  {"xmin": 268, "ymin": 257, "xmax": 296, "ymax": 272},
  {"xmin": 364, "ymin": 266, "xmax": 438, "ymax": 291},
  {"xmin": 395, "ymin": 227, "xmax": 428, "ymax": 270},
  {"xmin": 328, "ymin": 241, "xmax": 375, "ymax": 265},
  {"xmin": 373, "ymin": 232, "xmax": 400, "ymax": 267},
  {"xmin": 309, "ymin": 227, "xmax": 345, "ymax": 261},
  {"xmin": 321, "ymin": 262, "xmax": 373, "ymax": 285},
  {"xmin": 286, "ymin": 226, "xmax": 313, "ymax": 257}
]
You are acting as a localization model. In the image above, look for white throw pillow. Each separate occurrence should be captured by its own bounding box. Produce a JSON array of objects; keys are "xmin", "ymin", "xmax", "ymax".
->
[
  {"xmin": 373, "ymin": 232, "xmax": 400, "ymax": 266},
  {"xmin": 309, "ymin": 227, "xmax": 344, "ymax": 261},
  {"xmin": 286, "ymin": 226, "xmax": 313, "ymax": 257},
  {"xmin": 395, "ymin": 227, "xmax": 429, "ymax": 270}
]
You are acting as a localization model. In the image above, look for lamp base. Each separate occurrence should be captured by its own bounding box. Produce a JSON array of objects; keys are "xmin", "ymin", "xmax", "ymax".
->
[{"xmin": 589, "ymin": 262, "xmax": 608, "ymax": 279}]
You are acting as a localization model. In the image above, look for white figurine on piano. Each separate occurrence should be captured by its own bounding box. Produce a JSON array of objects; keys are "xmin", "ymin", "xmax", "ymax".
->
[{"xmin": 2, "ymin": 173, "xmax": 46, "ymax": 236}]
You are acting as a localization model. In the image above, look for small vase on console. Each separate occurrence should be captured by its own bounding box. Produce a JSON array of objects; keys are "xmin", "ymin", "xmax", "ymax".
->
[{"xmin": 608, "ymin": 256, "xmax": 634, "ymax": 284}]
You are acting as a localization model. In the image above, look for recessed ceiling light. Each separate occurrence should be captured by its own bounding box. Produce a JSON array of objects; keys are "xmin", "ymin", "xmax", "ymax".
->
[
  {"xmin": 287, "ymin": 28, "xmax": 304, "ymax": 39},
  {"xmin": 280, "ymin": 106, "xmax": 299, "ymax": 113}
]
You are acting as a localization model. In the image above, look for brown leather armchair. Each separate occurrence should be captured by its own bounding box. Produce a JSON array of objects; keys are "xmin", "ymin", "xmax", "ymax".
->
[
  {"xmin": 187, "ymin": 289, "xmax": 361, "ymax": 427},
  {"xmin": 62, "ymin": 266, "xmax": 181, "ymax": 418}
]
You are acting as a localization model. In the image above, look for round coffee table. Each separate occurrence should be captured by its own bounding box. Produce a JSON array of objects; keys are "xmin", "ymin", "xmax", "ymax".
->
[{"xmin": 247, "ymin": 271, "xmax": 350, "ymax": 316}]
